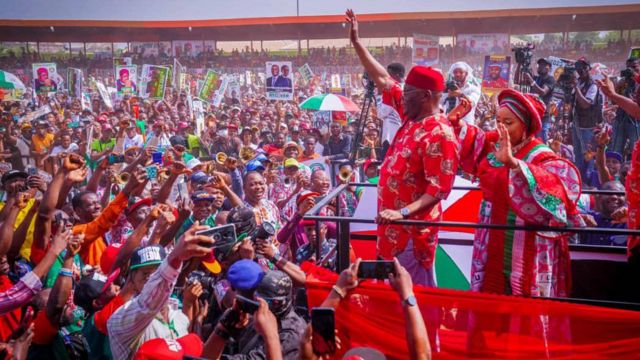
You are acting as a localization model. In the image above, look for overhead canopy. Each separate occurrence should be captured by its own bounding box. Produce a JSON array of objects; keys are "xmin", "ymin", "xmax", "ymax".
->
[{"xmin": 0, "ymin": 1, "xmax": 638, "ymax": 42}]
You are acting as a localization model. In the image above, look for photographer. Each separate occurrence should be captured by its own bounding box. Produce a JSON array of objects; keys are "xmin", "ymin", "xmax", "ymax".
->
[
  {"xmin": 569, "ymin": 59, "xmax": 604, "ymax": 178},
  {"xmin": 521, "ymin": 58, "xmax": 556, "ymax": 141},
  {"xmin": 611, "ymin": 57, "xmax": 640, "ymax": 156},
  {"xmin": 441, "ymin": 62, "xmax": 481, "ymax": 125}
]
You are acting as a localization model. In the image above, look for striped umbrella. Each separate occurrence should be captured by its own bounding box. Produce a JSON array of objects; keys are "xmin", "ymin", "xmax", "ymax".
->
[{"xmin": 299, "ymin": 93, "xmax": 359, "ymax": 112}]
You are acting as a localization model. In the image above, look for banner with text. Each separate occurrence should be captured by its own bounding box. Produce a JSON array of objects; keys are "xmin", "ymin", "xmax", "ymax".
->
[
  {"xmin": 265, "ymin": 61, "xmax": 294, "ymax": 100},
  {"xmin": 412, "ymin": 34, "xmax": 440, "ymax": 66}
]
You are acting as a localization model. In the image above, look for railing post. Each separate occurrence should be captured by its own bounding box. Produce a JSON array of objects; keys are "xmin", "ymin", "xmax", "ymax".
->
[{"xmin": 337, "ymin": 220, "xmax": 351, "ymax": 272}]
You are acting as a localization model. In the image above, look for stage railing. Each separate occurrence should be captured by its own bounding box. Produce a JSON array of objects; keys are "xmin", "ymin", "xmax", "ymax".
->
[{"xmin": 303, "ymin": 182, "xmax": 640, "ymax": 310}]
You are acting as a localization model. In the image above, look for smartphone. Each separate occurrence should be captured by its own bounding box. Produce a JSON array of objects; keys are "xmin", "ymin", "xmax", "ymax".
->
[
  {"xmin": 151, "ymin": 152, "xmax": 163, "ymax": 165},
  {"xmin": 27, "ymin": 167, "xmax": 38, "ymax": 176},
  {"xmin": 196, "ymin": 224, "xmax": 237, "ymax": 249},
  {"xmin": 145, "ymin": 166, "xmax": 158, "ymax": 180},
  {"xmin": 68, "ymin": 121, "xmax": 80, "ymax": 128},
  {"xmin": 236, "ymin": 295, "xmax": 260, "ymax": 314},
  {"xmin": 108, "ymin": 154, "xmax": 125, "ymax": 165},
  {"xmin": 357, "ymin": 260, "xmax": 396, "ymax": 280},
  {"xmin": 311, "ymin": 307, "xmax": 336, "ymax": 355}
]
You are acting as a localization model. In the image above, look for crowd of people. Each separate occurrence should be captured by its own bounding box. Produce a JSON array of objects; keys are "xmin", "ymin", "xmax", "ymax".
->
[{"xmin": 0, "ymin": 8, "xmax": 637, "ymax": 359}]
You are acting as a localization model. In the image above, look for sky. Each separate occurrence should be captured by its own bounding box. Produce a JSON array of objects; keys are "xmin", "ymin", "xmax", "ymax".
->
[{"xmin": 0, "ymin": 0, "xmax": 636, "ymax": 21}]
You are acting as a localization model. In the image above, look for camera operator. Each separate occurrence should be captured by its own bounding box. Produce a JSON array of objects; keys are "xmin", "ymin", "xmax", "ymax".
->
[
  {"xmin": 442, "ymin": 62, "xmax": 481, "ymax": 125},
  {"xmin": 611, "ymin": 57, "xmax": 640, "ymax": 156},
  {"xmin": 569, "ymin": 59, "xmax": 604, "ymax": 178},
  {"xmin": 521, "ymin": 58, "xmax": 556, "ymax": 141}
]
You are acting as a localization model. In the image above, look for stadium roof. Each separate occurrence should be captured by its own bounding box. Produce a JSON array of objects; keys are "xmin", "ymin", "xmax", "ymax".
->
[{"xmin": 0, "ymin": 0, "xmax": 638, "ymax": 42}]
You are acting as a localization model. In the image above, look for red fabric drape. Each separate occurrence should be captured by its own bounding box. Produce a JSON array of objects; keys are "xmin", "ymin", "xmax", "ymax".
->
[{"xmin": 303, "ymin": 263, "xmax": 640, "ymax": 359}]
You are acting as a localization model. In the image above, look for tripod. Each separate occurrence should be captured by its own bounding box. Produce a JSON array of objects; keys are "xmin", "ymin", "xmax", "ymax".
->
[{"xmin": 349, "ymin": 73, "xmax": 376, "ymax": 164}]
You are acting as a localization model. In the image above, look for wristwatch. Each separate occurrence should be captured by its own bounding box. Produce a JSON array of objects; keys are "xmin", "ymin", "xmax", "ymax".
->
[
  {"xmin": 402, "ymin": 295, "xmax": 417, "ymax": 307},
  {"xmin": 400, "ymin": 207, "xmax": 410, "ymax": 219}
]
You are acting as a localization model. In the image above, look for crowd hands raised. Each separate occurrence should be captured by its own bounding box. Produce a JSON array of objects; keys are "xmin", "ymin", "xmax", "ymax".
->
[{"xmin": 0, "ymin": 9, "xmax": 637, "ymax": 360}]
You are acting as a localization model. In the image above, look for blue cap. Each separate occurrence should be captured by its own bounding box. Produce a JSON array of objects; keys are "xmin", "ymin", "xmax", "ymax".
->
[
  {"xmin": 605, "ymin": 151, "xmax": 622, "ymax": 163},
  {"xmin": 246, "ymin": 160, "xmax": 266, "ymax": 172},
  {"xmin": 190, "ymin": 171, "xmax": 210, "ymax": 184},
  {"xmin": 254, "ymin": 153, "xmax": 269, "ymax": 163},
  {"xmin": 227, "ymin": 260, "xmax": 264, "ymax": 291}
]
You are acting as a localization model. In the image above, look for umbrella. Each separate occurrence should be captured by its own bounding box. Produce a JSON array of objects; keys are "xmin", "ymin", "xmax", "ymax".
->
[{"xmin": 299, "ymin": 93, "xmax": 359, "ymax": 112}]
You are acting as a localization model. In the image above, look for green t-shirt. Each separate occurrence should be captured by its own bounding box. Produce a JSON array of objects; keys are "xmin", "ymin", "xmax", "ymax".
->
[
  {"xmin": 136, "ymin": 120, "xmax": 147, "ymax": 136},
  {"xmin": 91, "ymin": 138, "xmax": 116, "ymax": 153},
  {"xmin": 44, "ymin": 252, "xmax": 83, "ymax": 288},
  {"xmin": 187, "ymin": 134, "xmax": 200, "ymax": 151},
  {"xmin": 182, "ymin": 152, "xmax": 195, "ymax": 163},
  {"xmin": 176, "ymin": 214, "xmax": 217, "ymax": 242}
]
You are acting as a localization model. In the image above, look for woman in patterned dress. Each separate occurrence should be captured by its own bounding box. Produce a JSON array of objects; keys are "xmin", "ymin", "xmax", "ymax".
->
[{"xmin": 450, "ymin": 89, "xmax": 584, "ymax": 298}]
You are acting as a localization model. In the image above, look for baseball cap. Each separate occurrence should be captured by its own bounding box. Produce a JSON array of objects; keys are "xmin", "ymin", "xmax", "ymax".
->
[
  {"xmin": 201, "ymin": 252, "xmax": 221, "ymax": 275},
  {"xmin": 246, "ymin": 160, "xmax": 266, "ymax": 172},
  {"xmin": 169, "ymin": 135, "xmax": 187, "ymax": 148},
  {"xmin": 537, "ymin": 58, "xmax": 551, "ymax": 66},
  {"xmin": 283, "ymin": 158, "xmax": 300, "ymax": 168},
  {"xmin": 134, "ymin": 333, "xmax": 203, "ymax": 360},
  {"xmin": 100, "ymin": 243, "xmax": 123, "ymax": 275},
  {"xmin": 73, "ymin": 269, "xmax": 120, "ymax": 313},
  {"xmin": 191, "ymin": 190, "xmax": 215, "ymax": 202},
  {"xmin": 101, "ymin": 123, "xmax": 113, "ymax": 132},
  {"xmin": 296, "ymin": 190, "xmax": 320, "ymax": 207},
  {"xmin": 186, "ymin": 158, "xmax": 202, "ymax": 170},
  {"xmin": 190, "ymin": 171, "xmax": 210, "ymax": 184},
  {"xmin": 177, "ymin": 122, "xmax": 189, "ymax": 130},
  {"xmin": 227, "ymin": 259, "xmax": 265, "ymax": 291},
  {"xmin": 130, "ymin": 245, "xmax": 166, "ymax": 270},
  {"xmin": 1, "ymin": 170, "xmax": 28, "ymax": 186}
]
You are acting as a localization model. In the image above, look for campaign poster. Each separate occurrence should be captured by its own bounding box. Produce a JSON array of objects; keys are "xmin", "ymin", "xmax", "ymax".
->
[
  {"xmin": 198, "ymin": 70, "xmax": 219, "ymax": 102},
  {"xmin": 481, "ymin": 55, "xmax": 511, "ymax": 96},
  {"xmin": 95, "ymin": 81, "xmax": 113, "ymax": 109},
  {"xmin": 312, "ymin": 111, "xmax": 332, "ymax": 135},
  {"xmin": 140, "ymin": 64, "xmax": 169, "ymax": 100},
  {"xmin": 115, "ymin": 65, "xmax": 138, "ymax": 99},
  {"xmin": 629, "ymin": 47, "xmax": 640, "ymax": 59},
  {"xmin": 193, "ymin": 100, "xmax": 205, "ymax": 136},
  {"xmin": 212, "ymin": 76, "xmax": 230, "ymax": 107},
  {"xmin": 456, "ymin": 33, "xmax": 509, "ymax": 55},
  {"xmin": 203, "ymin": 40, "xmax": 216, "ymax": 53},
  {"xmin": 0, "ymin": 70, "xmax": 26, "ymax": 101},
  {"xmin": 228, "ymin": 79, "xmax": 241, "ymax": 102},
  {"xmin": 299, "ymin": 63, "xmax": 314, "ymax": 82},
  {"xmin": 66, "ymin": 68, "xmax": 83, "ymax": 98},
  {"xmin": 131, "ymin": 42, "xmax": 160, "ymax": 57},
  {"xmin": 412, "ymin": 34, "xmax": 439, "ymax": 66},
  {"xmin": 330, "ymin": 74, "xmax": 344, "ymax": 95},
  {"xmin": 302, "ymin": 156, "xmax": 330, "ymax": 179},
  {"xmin": 173, "ymin": 58, "xmax": 185, "ymax": 90},
  {"xmin": 32, "ymin": 63, "xmax": 58, "ymax": 94},
  {"xmin": 172, "ymin": 40, "xmax": 204, "ymax": 57},
  {"xmin": 547, "ymin": 56, "xmax": 575, "ymax": 81},
  {"xmin": 265, "ymin": 61, "xmax": 293, "ymax": 100}
]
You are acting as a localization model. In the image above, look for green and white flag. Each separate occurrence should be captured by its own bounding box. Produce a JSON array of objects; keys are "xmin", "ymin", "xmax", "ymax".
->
[{"xmin": 0, "ymin": 70, "xmax": 26, "ymax": 101}]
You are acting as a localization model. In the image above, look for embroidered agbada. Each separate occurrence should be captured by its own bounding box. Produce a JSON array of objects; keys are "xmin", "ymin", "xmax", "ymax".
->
[
  {"xmin": 456, "ymin": 123, "xmax": 583, "ymax": 297},
  {"xmin": 378, "ymin": 113, "xmax": 459, "ymax": 270}
]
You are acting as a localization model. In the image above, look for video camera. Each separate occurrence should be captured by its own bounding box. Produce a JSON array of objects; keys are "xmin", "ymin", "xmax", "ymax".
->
[
  {"xmin": 251, "ymin": 221, "xmax": 276, "ymax": 243},
  {"xmin": 445, "ymin": 80, "xmax": 458, "ymax": 92},
  {"xmin": 558, "ymin": 66, "xmax": 576, "ymax": 92},
  {"xmin": 187, "ymin": 270, "xmax": 216, "ymax": 299},
  {"xmin": 512, "ymin": 43, "xmax": 535, "ymax": 75}
]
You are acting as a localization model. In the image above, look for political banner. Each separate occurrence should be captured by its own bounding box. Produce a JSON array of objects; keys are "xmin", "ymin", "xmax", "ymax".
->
[
  {"xmin": 95, "ymin": 81, "xmax": 113, "ymax": 109},
  {"xmin": 66, "ymin": 68, "xmax": 83, "ymax": 99},
  {"xmin": 265, "ymin": 61, "xmax": 293, "ymax": 100},
  {"xmin": 22, "ymin": 104, "xmax": 51, "ymax": 123},
  {"xmin": 198, "ymin": 70, "xmax": 219, "ymax": 102},
  {"xmin": 629, "ymin": 47, "xmax": 640, "ymax": 59},
  {"xmin": 32, "ymin": 63, "xmax": 59, "ymax": 94},
  {"xmin": 173, "ymin": 58, "xmax": 184, "ymax": 90},
  {"xmin": 228, "ymin": 79, "xmax": 241, "ymax": 101},
  {"xmin": 312, "ymin": 111, "xmax": 332, "ymax": 135},
  {"xmin": 299, "ymin": 63, "xmax": 314, "ymax": 82},
  {"xmin": 115, "ymin": 65, "xmax": 138, "ymax": 99},
  {"xmin": 302, "ymin": 156, "xmax": 330, "ymax": 179},
  {"xmin": 456, "ymin": 33, "xmax": 509, "ymax": 55},
  {"xmin": 203, "ymin": 40, "xmax": 216, "ymax": 53},
  {"xmin": 131, "ymin": 42, "xmax": 161, "ymax": 57},
  {"xmin": 481, "ymin": 55, "xmax": 511, "ymax": 96},
  {"xmin": 412, "ymin": 34, "xmax": 439, "ymax": 66},
  {"xmin": 330, "ymin": 74, "xmax": 343, "ymax": 95},
  {"xmin": 193, "ymin": 100, "xmax": 205, "ymax": 136},
  {"xmin": 212, "ymin": 76, "xmax": 230, "ymax": 107},
  {"xmin": 547, "ymin": 56, "xmax": 575, "ymax": 81},
  {"xmin": 139, "ymin": 64, "xmax": 169, "ymax": 100},
  {"xmin": 0, "ymin": 70, "xmax": 26, "ymax": 101},
  {"xmin": 172, "ymin": 40, "xmax": 204, "ymax": 57}
]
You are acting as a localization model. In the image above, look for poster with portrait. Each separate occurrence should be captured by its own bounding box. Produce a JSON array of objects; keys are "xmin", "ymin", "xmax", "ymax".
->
[
  {"xmin": 198, "ymin": 70, "xmax": 219, "ymax": 102},
  {"xmin": 481, "ymin": 55, "xmax": 511, "ymax": 96},
  {"xmin": 212, "ymin": 76, "xmax": 229, "ymax": 107},
  {"xmin": 228, "ymin": 78, "xmax": 241, "ymax": 102},
  {"xmin": 172, "ymin": 40, "xmax": 204, "ymax": 58},
  {"xmin": 299, "ymin": 63, "xmax": 314, "ymax": 82},
  {"xmin": 456, "ymin": 33, "xmax": 509, "ymax": 55},
  {"xmin": 113, "ymin": 57, "xmax": 132, "ymax": 66},
  {"xmin": 139, "ymin": 64, "xmax": 169, "ymax": 100},
  {"xmin": 412, "ymin": 34, "xmax": 439, "ymax": 66},
  {"xmin": 203, "ymin": 40, "xmax": 216, "ymax": 53},
  {"xmin": 32, "ymin": 63, "xmax": 58, "ymax": 94},
  {"xmin": 0, "ymin": 70, "xmax": 26, "ymax": 101},
  {"xmin": 66, "ymin": 68, "xmax": 83, "ymax": 99},
  {"xmin": 265, "ymin": 61, "xmax": 293, "ymax": 100},
  {"xmin": 115, "ymin": 65, "xmax": 138, "ymax": 99},
  {"xmin": 173, "ymin": 58, "xmax": 185, "ymax": 90},
  {"xmin": 312, "ymin": 111, "xmax": 332, "ymax": 135}
]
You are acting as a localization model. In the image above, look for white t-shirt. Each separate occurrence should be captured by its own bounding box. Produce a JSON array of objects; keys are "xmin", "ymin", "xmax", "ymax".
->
[
  {"xmin": 50, "ymin": 143, "xmax": 79, "ymax": 156},
  {"xmin": 124, "ymin": 133, "xmax": 144, "ymax": 150}
]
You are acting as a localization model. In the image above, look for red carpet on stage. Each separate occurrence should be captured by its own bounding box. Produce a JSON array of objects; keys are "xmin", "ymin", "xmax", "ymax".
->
[{"xmin": 303, "ymin": 263, "xmax": 640, "ymax": 359}]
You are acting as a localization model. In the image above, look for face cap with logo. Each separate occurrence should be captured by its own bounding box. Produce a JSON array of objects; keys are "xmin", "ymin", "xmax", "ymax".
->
[{"xmin": 130, "ymin": 245, "xmax": 166, "ymax": 270}]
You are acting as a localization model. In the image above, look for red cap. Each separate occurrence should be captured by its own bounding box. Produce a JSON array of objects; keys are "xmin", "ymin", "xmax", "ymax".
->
[
  {"xmin": 100, "ymin": 243, "xmax": 123, "ymax": 275},
  {"xmin": 405, "ymin": 66, "xmax": 445, "ymax": 92},
  {"xmin": 134, "ymin": 333, "xmax": 203, "ymax": 360}
]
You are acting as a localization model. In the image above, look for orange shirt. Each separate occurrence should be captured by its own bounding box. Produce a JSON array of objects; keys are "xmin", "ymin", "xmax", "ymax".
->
[
  {"xmin": 73, "ymin": 192, "xmax": 129, "ymax": 267},
  {"xmin": 298, "ymin": 152, "xmax": 320, "ymax": 163},
  {"xmin": 31, "ymin": 133, "xmax": 55, "ymax": 153}
]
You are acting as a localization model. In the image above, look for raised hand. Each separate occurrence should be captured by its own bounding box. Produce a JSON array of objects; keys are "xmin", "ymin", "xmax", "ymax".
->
[
  {"xmin": 345, "ymin": 9, "xmax": 359, "ymax": 43},
  {"xmin": 169, "ymin": 223, "xmax": 214, "ymax": 267},
  {"xmin": 447, "ymin": 95, "xmax": 473, "ymax": 126},
  {"xmin": 62, "ymin": 153, "xmax": 86, "ymax": 171},
  {"xmin": 494, "ymin": 123, "xmax": 517, "ymax": 169}
]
